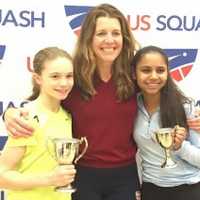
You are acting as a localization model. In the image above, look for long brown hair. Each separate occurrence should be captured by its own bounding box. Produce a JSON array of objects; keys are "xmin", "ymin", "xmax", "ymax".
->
[
  {"xmin": 73, "ymin": 3, "xmax": 138, "ymax": 101},
  {"xmin": 132, "ymin": 45, "xmax": 191, "ymax": 129},
  {"xmin": 28, "ymin": 47, "xmax": 72, "ymax": 101}
]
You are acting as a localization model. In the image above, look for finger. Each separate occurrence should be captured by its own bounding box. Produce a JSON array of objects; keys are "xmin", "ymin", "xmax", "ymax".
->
[
  {"xmin": 14, "ymin": 117, "xmax": 35, "ymax": 134},
  {"xmin": 187, "ymin": 118, "xmax": 200, "ymax": 124},
  {"xmin": 187, "ymin": 118, "xmax": 200, "ymax": 132},
  {"xmin": 175, "ymin": 130, "xmax": 187, "ymax": 140},
  {"xmin": 5, "ymin": 119, "xmax": 33, "ymax": 137}
]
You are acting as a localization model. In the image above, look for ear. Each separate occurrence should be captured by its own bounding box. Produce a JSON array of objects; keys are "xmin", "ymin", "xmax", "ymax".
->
[{"xmin": 32, "ymin": 73, "xmax": 42, "ymax": 85}]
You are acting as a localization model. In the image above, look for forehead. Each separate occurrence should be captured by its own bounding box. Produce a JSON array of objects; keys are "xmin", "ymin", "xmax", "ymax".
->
[
  {"xmin": 43, "ymin": 57, "xmax": 73, "ymax": 72},
  {"xmin": 95, "ymin": 17, "xmax": 121, "ymax": 31},
  {"xmin": 138, "ymin": 52, "xmax": 167, "ymax": 66}
]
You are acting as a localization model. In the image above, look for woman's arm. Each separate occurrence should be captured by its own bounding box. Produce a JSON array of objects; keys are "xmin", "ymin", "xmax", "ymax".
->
[{"xmin": 0, "ymin": 146, "xmax": 76, "ymax": 190}]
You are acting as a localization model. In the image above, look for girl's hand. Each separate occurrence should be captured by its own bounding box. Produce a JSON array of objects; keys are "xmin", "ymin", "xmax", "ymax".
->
[
  {"xmin": 173, "ymin": 125, "xmax": 187, "ymax": 150},
  {"xmin": 48, "ymin": 165, "xmax": 76, "ymax": 187}
]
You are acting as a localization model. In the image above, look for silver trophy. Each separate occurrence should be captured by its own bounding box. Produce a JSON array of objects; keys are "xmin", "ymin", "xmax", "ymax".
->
[
  {"xmin": 154, "ymin": 128, "xmax": 177, "ymax": 168},
  {"xmin": 48, "ymin": 137, "xmax": 88, "ymax": 192}
]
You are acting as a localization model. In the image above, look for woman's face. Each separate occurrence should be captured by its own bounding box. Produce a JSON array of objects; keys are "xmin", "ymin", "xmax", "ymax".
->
[
  {"xmin": 135, "ymin": 52, "xmax": 168, "ymax": 97},
  {"xmin": 92, "ymin": 16, "xmax": 123, "ymax": 66}
]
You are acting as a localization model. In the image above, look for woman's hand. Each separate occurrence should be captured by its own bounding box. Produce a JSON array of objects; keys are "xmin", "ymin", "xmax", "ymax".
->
[
  {"xmin": 4, "ymin": 107, "xmax": 34, "ymax": 138},
  {"xmin": 187, "ymin": 117, "xmax": 200, "ymax": 133}
]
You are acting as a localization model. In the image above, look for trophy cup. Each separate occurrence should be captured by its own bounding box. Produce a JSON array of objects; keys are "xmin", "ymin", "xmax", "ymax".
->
[
  {"xmin": 48, "ymin": 137, "xmax": 88, "ymax": 192},
  {"xmin": 154, "ymin": 128, "xmax": 177, "ymax": 168}
]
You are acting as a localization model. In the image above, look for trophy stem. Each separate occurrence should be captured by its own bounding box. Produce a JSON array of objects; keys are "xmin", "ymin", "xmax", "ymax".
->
[{"xmin": 162, "ymin": 149, "xmax": 177, "ymax": 168}]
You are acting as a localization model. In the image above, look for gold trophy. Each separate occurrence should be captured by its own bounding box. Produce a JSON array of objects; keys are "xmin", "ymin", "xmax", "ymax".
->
[
  {"xmin": 155, "ymin": 128, "xmax": 177, "ymax": 168},
  {"xmin": 48, "ymin": 137, "xmax": 88, "ymax": 192}
]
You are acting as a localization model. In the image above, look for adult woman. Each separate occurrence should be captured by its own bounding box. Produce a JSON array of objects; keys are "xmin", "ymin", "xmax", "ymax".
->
[
  {"xmin": 133, "ymin": 45, "xmax": 200, "ymax": 200},
  {"xmin": 4, "ymin": 4, "xmax": 140, "ymax": 200}
]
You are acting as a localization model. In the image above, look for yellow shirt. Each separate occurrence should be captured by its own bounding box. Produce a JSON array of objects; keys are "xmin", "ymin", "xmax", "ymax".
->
[{"xmin": 5, "ymin": 102, "xmax": 72, "ymax": 200}]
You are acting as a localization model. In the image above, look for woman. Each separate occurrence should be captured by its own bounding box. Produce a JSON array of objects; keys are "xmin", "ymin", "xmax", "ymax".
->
[
  {"xmin": 133, "ymin": 45, "xmax": 200, "ymax": 200},
  {"xmin": 4, "ymin": 4, "xmax": 141, "ymax": 200}
]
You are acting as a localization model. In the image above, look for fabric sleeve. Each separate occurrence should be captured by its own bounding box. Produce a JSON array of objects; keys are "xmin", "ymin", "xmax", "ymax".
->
[
  {"xmin": 6, "ymin": 135, "xmax": 37, "ymax": 147},
  {"xmin": 174, "ymin": 140, "xmax": 200, "ymax": 168},
  {"xmin": 174, "ymin": 101, "xmax": 200, "ymax": 168}
]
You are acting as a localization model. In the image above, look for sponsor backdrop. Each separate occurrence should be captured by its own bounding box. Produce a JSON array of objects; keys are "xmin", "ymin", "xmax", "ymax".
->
[{"xmin": 0, "ymin": 0, "xmax": 199, "ymax": 198}]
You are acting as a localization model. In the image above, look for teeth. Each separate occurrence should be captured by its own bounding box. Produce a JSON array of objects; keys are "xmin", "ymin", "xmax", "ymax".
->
[{"xmin": 102, "ymin": 48, "xmax": 114, "ymax": 52}]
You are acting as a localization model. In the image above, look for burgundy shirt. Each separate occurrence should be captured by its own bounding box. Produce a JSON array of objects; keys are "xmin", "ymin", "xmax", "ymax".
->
[{"xmin": 62, "ymin": 78, "xmax": 137, "ymax": 168}]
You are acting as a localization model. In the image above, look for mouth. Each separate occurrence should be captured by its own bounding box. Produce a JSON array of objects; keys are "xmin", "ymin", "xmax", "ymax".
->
[
  {"xmin": 101, "ymin": 47, "xmax": 116, "ymax": 53},
  {"xmin": 55, "ymin": 89, "xmax": 69, "ymax": 95},
  {"xmin": 146, "ymin": 83, "xmax": 160, "ymax": 89}
]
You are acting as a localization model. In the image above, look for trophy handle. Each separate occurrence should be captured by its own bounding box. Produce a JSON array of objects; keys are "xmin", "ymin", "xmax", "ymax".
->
[{"xmin": 74, "ymin": 137, "xmax": 88, "ymax": 164}]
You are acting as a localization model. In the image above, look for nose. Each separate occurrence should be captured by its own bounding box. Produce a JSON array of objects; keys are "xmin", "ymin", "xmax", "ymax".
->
[
  {"xmin": 104, "ymin": 33, "xmax": 114, "ymax": 43},
  {"xmin": 59, "ymin": 78, "xmax": 68, "ymax": 86},
  {"xmin": 150, "ymin": 71, "xmax": 158, "ymax": 79}
]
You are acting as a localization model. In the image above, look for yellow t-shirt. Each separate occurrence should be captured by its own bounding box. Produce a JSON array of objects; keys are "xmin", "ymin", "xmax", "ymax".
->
[{"xmin": 4, "ymin": 102, "xmax": 72, "ymax": 200}]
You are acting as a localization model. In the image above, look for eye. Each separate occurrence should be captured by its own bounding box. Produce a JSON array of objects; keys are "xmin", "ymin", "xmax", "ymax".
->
[
  {"xmin": 51, "ymin": 75, "xmax": 59, "ymax": 79},
  {"xmin": 66, "ymin": 74, "xmax": 73, "ymax": 79},
  {"xmin": 96, "ymin": 31, "xmax": 106, "ymax": 36},
  {"xmin": 156, "ymin": 68, "xmax": 166, "ymax": 74},
  {"xmin": 141, "ymin": 68, "xmax": 151, "ymax": 73},
  {"xmin": 50, "ymin": 73, "xmax": 60, "ymax": 79},
  {"xmin": 112, "ymin": 31, "xmax": 121, "ymax": 36}
]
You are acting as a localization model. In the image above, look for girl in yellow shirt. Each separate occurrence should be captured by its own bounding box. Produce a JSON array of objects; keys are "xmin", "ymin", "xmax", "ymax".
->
[{"xmin": 0, "ymin": 47, "xmax": 76, "ymax": 200}]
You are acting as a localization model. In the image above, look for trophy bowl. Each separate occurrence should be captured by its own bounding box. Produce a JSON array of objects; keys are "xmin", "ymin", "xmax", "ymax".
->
[
  {"xmin": 48, "ymin": 137, "xmax": 88, "ymax": 193},
  {"xmin": 155, "ymin": 128, "xmax": 177, "ymax": 168}
]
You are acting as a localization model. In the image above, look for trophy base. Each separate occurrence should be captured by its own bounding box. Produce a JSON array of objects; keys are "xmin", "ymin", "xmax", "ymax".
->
[
  {"xmin": 55, "ymin": 185, "xmax": 76, "ymax": 193},
  {"xmin": 161, "ymin": 159, "xmax": 177, "ymax": 168}
]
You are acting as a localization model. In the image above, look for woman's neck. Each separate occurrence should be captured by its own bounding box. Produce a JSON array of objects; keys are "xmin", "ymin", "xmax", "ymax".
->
[{"xmin": 97, "ymin": 63, "xmax": 112, "ymax": 82}]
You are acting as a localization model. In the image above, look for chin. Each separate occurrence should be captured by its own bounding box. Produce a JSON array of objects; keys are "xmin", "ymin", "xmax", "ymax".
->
[{"xmin": 61, "ymin": 94, "xmax": 70, "ymax": 100}]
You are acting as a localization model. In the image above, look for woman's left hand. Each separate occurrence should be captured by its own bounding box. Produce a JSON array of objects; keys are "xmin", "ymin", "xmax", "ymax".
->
[{"xmin": 187, "ymin": 111, "xmax": 200, "ymax": 133}]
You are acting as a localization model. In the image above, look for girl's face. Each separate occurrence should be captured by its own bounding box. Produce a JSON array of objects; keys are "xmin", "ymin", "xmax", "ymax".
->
[
  {"xmin": 135, "ymin": 52, "xmax": 168, "ymax": 97},
  {"xmin": 92, "ymin": 16, "xmax": 123, "ymax": 66},
  {"xmin": 35, "ymin": 57, "xmax": 73, "ymax": 101}
]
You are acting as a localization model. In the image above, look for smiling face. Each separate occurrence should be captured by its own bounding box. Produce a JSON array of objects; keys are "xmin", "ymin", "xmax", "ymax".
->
[
  {"xmin": 34, "ymin": 56, "xmax": 74, "ymax": 102},
  {"xmin": 92, "ymin": 16, "xmax": 123, "ymax": 66},
  {"xmin": 135, "ymin": 52, "xmax": 168, "ymax": 98}
]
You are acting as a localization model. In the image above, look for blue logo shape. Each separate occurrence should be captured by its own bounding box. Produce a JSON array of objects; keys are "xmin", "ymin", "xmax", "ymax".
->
[
  {"xmin": 64, "ymin": 5, "xmax": 93, "ymax": 35},
  {"xmin": 0, "ymin": 136, "xmax": 7, "ymax": 150},
  {"xmin": 0, "ymin": 45, "xmax": 6, "ymax": 61},
  {"xmin": 164, "ymin": 49, "xmax": 198, "ymax": 81}
]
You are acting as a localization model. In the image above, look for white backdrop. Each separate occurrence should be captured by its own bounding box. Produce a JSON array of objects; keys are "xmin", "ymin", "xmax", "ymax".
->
[{"xmin": 0, "ymin": 0, "xmax": 200, "ymax": 199}]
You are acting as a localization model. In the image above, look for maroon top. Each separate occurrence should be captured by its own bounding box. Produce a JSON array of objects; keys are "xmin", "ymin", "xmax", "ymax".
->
[{"xmin": 62, "ymin": 78, "xmax": 137, "ymax": 168}]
